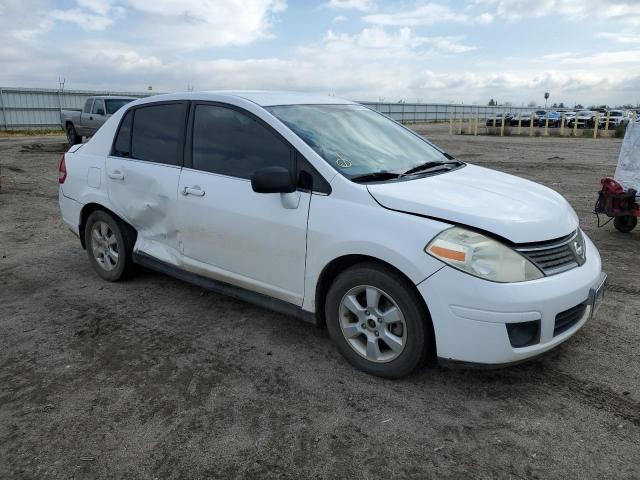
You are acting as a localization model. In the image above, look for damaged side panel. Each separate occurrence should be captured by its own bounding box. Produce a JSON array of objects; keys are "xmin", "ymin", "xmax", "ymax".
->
[{"xmin": 104, "ymin": 156, "xmax": 183, "ymax": 265}]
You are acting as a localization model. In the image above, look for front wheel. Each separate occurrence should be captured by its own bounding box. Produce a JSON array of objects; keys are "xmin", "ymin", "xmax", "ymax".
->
[
  {"xmin": 614, "ymin": 215, "xmax": 637, "ymax": 233},
  {"xmin": 325, "ymin": 263, "xmax": 432, "ymax": 378}
]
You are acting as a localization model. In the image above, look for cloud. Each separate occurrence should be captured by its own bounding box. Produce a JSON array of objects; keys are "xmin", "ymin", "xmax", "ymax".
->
[
  {"xmin": 477, "ymin": 0, "xmax": 640, "ymax": 24},
  {"xmin": 1, "ymin": 0, "xmax": 639, "ymax": 107},
  {"xmin": 332, "ymin": 15, "xmax": 348, "ymax": 23},
  {"xmin": 50, "ymin": 8, "xmax": 116, "ymax": 31},
  {"xmin": 597, "ymin": 32, "xmax": 640, "ymax": 44},
  {"xmin": 50, "ymin": 0, "xmax": 287, "ymax": 47},
  {"xmin": 364, "ymin": 3, "xmax": 492, "ymax": 26},
  {"xmin": 326, "ymin": 0, "xmax": 375, "ymax": 11},
  {"xmin": 297, "ymin": 27, "xmax": 476, "ymax": 62}
]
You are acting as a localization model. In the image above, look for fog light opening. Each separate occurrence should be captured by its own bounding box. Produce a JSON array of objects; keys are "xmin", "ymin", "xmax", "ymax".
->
[{"xmin": 506, "ymin": 320, "xmax": 541, "ymax": 348}]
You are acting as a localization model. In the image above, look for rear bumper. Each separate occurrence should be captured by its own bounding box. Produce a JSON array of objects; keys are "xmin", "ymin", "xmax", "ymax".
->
[
  {"xmin": 59, "ymin": 187, "xmax": 82, "ymax": 237},
  {"xmin": 417, "ymin": 234, "xmax": 604, "ymax": 365}
]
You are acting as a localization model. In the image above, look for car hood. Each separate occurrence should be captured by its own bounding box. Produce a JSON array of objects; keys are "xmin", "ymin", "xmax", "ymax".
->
[{"xmin": 366, "ymin": 164, "xmax": 579, "ymax": 244}]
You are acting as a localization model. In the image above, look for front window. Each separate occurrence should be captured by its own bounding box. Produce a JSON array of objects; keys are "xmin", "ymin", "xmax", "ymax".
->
[{"xmin": 267, "ymin": 104, "xmax": 454, "ymax": 180}]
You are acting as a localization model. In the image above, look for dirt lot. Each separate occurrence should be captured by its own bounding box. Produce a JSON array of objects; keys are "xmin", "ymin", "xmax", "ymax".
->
[{"xmin": 1, "ymin": 126, "xmax": 639, "ymax": 479}]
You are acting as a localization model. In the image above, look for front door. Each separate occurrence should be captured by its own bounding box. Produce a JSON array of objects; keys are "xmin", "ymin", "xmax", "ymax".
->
[{"xmin": 176, "ymin": 103, "xmax": 310, "ymax": 305}]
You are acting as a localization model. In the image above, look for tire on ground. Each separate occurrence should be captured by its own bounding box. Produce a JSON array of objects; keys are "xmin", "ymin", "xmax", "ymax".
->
[
  {"xmin": 84, "ymin": 210, "xmax": 136, "ymax": 281},
  {"xmin": 66, "ymin": 123, "xmax": 81, "ymax": 146},
  {"xmin": 324, "ymin": 261, "xmax": 432, "ymax": 379},
  {"xmin": 614, "ymin": 215, "xmax": 637, "ymax": 233}
]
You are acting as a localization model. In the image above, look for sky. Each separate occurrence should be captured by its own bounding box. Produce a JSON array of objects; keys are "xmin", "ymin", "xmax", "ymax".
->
[{"xmin": 1, "ymin": 0, "xmax": 639, "ymax": 106}]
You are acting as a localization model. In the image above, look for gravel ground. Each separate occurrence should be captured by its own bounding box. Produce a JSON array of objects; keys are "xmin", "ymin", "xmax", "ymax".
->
[{"xmin": 1, "ymin": 127, "xmax": 639, "ymax": 479}]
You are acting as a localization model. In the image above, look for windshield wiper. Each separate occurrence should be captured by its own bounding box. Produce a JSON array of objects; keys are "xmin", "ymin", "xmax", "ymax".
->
[
  {"xmin": 350, "ymin": 171, "xmax": 401, "ymax": 183},
  {"xmin": 401, "ymin": 160, "xmax": 461, "ymax": 176}
]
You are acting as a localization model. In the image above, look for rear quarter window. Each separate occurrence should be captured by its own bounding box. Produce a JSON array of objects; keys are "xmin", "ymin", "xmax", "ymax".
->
[{"xmin": 112, "ymin": 110, "xmax": 133, "ymax": 157}]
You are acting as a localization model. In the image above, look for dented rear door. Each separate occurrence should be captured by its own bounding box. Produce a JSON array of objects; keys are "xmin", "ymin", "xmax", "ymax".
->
[{"xmin": 105, "ymin": 102, "xmax": 188, "ymax": 265}]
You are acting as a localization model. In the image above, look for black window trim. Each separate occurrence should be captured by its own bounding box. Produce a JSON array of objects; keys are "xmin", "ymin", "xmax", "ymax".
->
[
  {"xmin": 110, "ymin": 100, "xmax": 190, "ymax": 168},
  {"xmin": 185, "ymin": 101, "xmax": 331, "ymax": 195}
]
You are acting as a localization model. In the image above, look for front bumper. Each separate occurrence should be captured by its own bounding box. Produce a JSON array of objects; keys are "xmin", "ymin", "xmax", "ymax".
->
[{"xmin": 417, "ymin": 234, "xmax": 604, "ymax": 365}]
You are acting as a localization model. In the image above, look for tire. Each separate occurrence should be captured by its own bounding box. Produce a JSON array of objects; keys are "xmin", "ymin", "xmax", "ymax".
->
[
  {"xmin": 614, "ymin": 215, "xmax": 637, "ymax": 233},
  {"xmin": 66, "ymin": 123, "xmax": 82, "ymax": 145},
  {"xmin": 325, "ymin": 262, "xmax": 432, "ymax": 379},
  {"xmin": 84, "ymin": 210, "xmax": 136, "ymax": 281}
]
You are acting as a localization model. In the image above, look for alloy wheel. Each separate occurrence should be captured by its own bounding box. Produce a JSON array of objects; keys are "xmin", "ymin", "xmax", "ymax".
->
[
  {"xmin": 338, "ymin": 285, "xmax": 407, "ymax": 363},
  {"xmin": 90, "ymin": 221, "xmax": 119, "ymax": 271}
]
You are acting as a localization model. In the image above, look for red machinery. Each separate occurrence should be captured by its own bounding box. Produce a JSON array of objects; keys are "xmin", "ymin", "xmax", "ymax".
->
[{"xmin": 595, "ymin": 177, "xmax": 639, "ymax": 232}]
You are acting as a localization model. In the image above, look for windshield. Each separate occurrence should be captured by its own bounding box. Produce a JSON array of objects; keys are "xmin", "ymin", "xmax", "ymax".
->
[
  {"xmin": 267, "ymin": 104, "xmax": 450, "ymax": 179},
  {"xmin": 105, "ymin": 99, "xmax": 133, "ymax": 115}
]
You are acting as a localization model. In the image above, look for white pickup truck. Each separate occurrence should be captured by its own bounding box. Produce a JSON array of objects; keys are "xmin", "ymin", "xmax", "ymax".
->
[{"xmin": 60, "ymin": 96, "xmax": 135, "ymax": 145}]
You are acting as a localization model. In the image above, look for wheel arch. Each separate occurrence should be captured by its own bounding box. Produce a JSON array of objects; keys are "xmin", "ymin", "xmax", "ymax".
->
[
  {"xmin": 314, "ymin": 254, "xmax": 437, "ymax": 359},
  {"xmin": 79, "ymin": 202, "xmax": 136, "ymax": 249}
]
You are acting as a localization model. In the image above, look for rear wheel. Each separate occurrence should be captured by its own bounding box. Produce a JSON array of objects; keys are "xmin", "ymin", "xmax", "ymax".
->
[
  {"xmin": 66, "ymin": 123, "xmax": 81, "ymax": 145},
  {"xmin": 84, "ymin": 210, "xmax": 135, "ymax": 281},
  {"xmin": 614, "ymin": 215, "xmax": 637, "ymax": 233},
  {"xmin": 325, "ymin": 262, "xmax": 432, "ymax": 379}
]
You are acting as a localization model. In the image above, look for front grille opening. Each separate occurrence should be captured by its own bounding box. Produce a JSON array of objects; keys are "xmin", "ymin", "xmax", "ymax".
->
[
  {"xmin": 506, "ymin": 320, "xmax": 541, "ymax": 348},
  {"xmin": 516, "ymin": 230, "xmax": 582, "ymax": 276},
  {"xmin": 554, "ymin": 303, "xmax": 588, "ymax": 336}
]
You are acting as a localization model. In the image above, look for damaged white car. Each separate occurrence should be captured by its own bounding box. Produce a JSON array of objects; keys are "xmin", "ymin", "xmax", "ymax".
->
[{"xmin": 58, "ymin": 91, "xmax": 606, "ymax": 378}]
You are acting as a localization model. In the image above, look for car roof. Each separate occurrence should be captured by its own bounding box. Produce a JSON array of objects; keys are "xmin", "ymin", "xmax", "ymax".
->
[
  {"xmin": 132, "ymin": 90, "xmax": 356, "ymax": 107},
  {"xmin": 91, "ymin": 96, "xmax": 137, "ymax": 100}
]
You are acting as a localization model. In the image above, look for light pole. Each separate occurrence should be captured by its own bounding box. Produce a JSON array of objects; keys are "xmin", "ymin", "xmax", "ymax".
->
[{"xmin": 544, "ymin": 92, "xmax": 550, "ymax": 109}]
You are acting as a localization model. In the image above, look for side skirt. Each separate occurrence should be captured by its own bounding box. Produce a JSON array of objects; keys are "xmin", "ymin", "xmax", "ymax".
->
[{"xmin": 132, "ymin": 252, "xmax": 317, "ymax": 325}]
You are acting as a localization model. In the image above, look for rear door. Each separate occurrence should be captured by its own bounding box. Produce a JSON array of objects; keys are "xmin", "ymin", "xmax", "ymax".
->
[
  {"xmin": 105, "ymin": 102, "xmax": 188, "ymax": 264},
  {"xmin": 176, "ymin": 103, "xmax": 311, "ymax": 305}
]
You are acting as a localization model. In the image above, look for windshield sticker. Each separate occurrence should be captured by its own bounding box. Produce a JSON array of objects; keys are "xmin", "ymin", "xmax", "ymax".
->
[{"xmin": 336, "ymin": 154, "xmax": 352, "ymax": 168}]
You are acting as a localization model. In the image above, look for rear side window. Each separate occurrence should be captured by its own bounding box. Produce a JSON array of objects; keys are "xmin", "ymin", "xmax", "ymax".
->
[
  {"xmin": 113, "ymin": 110, "xmax": 133, "ymax": 157},
  {"xmin": 192, "ymin": 105, "xmax": 291, "ymax": 179},
  {"xmin": 130, "ymin": 103, "xmax": 186, "ymax": 166},
  {"xmin": 92, "ymin": 99, "xmax": 105, "ymax": 115}
]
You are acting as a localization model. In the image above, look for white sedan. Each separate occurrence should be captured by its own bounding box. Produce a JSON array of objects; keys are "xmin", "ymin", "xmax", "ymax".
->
[{"xmin": 58, "ymin": 91, "xmax": 606, "ymax": 378}]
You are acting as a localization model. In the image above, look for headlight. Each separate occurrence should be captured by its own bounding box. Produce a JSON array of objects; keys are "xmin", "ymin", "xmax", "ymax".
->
[{"xmin": 425, "ymin": 227, "xmax": 544, "ymax": 283}]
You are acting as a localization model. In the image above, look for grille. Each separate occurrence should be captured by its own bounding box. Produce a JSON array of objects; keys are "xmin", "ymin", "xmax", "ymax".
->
[
  {"xmin": 516, "ymin": 231, "xmax": 582, "ymax": 275},
  {"xmin": 554, "ymin": 303, "xmax": 588, "ymax": 336}
]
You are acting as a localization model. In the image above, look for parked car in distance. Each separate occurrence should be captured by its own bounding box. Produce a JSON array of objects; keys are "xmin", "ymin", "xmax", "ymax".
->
[
  {"xmin": 564, "ymin": 111, "xmax": 576, "ymax": 124},
  {"xmin": 537, "ymin": 111, "xmax": 562, "ymax": 127},
  {"xmin": 60, "ymin": 96, "xmax": 136, "ymax": 145},
  {"xmin": 567, "ymin": 110, "xmax": 596, "ymax": 128},
  {"xmin": 599, "ymin": 110, "xmax": 629, "ymax": 128},
  {"xmin": 58, "ymin": 91, "xmax": 606, "ymax": 378},
  {"xmin": 509, "ymin": 112, "xmax": 535, "ymax": 127},
  {"xmin": 485, "ymin": 112, "xmax": 514, "ymax": 127}
]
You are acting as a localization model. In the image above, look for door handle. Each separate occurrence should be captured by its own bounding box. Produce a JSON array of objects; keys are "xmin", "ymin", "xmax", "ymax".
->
[
  {"xmin": 89, "ymin": 116, "xmax": 93, "ymax": 120},
  {"xmin": 107, "ymin": 170, "xmax": 124, "ymax": 180},
  {"xmin": 182, "ymin": 185, "xmax": 205, "ymax": 197}
]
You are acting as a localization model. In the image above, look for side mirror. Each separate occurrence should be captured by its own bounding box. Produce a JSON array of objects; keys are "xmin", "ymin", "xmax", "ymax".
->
[{"xmin": 251, "ymin": 166, "xmax": 296, "ymax": 194}]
